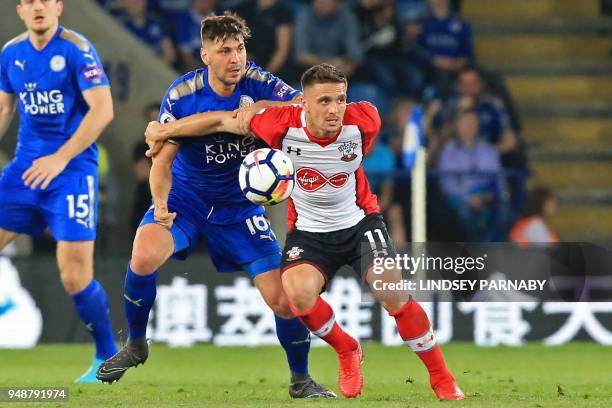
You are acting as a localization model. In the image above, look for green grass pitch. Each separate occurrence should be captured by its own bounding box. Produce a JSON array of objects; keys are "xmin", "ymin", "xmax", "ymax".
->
[{"xmin": 0, "ymin": 343, "xmax": 610, "ymax": 407}]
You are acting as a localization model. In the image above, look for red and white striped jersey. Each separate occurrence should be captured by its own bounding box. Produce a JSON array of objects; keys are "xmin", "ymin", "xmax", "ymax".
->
[{"xmin": 250, "ymin": 102, "xmax": 381, "ymax": 232}]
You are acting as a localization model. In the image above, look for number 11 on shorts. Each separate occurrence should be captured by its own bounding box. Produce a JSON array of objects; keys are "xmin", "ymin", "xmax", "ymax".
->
[{"xmin": 364, "ymin": 229, "xmax": 388, "ymax": 257}]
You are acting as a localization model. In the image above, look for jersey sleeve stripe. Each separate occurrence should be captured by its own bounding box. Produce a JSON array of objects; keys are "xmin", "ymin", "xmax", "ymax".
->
[
  {"xmin": 2, "ymin": 32, "xmax": 28, "ymax": 52},
  {"xmin": 59, "ymin": 28, "xmax": 90, "ymax": 52},
  {"xmin": 244, "ymin": 65, "xmax": 274, "ymax": 83},
  {"xmin": 168, "ymin": 71, "xmax": 205, "ymax": 101}
]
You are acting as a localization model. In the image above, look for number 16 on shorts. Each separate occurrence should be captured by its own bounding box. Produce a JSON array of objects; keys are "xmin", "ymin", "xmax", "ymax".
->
[{"xmin": 245, "ymin": 214, "xmax": 277, "ymax": 241}]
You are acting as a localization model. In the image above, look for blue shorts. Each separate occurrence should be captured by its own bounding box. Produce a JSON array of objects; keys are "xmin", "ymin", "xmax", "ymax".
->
[
  {"xmin": 0, "ymin": 162, "xmax": 98, "ymax": 241},
  {"xmin": 139, "ymin": 189, "xmax": 281, "ymax": 279}
]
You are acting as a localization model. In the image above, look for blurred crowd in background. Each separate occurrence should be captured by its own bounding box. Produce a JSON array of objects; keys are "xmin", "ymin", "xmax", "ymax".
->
[
  {"xmin": 95, "ymin": 0, "xmax": 537, "ymax": 245},
  {"xmin": 2, "ymin": 0, "xmax": 571, "ymax": 256}
]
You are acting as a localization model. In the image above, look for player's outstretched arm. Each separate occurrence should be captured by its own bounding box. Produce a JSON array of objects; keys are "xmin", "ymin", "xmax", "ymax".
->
[
  {"xmin": 144, "ymin": 111, "xmax": 245, "ymax": 157},
  {"xmin": 150, "ymin": 142, "xmax": 179, "ymax": 228},
  {"xmin": 232, "ymin": 94, "xmax": 301, "ymax": 134},
  {"xmin": 146, "ymin": 111, "xmax": 241, "ymax": 141},
  {"xmin": 0, "ymin": 90, "xmax": 17, "ymax": 142},
  {"xmin": 22, "ymin": 86, "xmax": 114, "ymax": 190},
  {"xmin": 144, "ymin": 93, "xmax": 301, "ymax": 157}
]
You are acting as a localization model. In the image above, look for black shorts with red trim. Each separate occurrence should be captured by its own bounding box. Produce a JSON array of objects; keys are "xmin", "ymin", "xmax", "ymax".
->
[{"xmin": 281, "ymin": 214, "xmax": 397, "ymax": 282}]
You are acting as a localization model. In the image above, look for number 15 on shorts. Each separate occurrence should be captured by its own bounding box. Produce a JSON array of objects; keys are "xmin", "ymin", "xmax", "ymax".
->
[{"xmin": 66, "ymin": 194, "xmax": 92, "ymax": 228}]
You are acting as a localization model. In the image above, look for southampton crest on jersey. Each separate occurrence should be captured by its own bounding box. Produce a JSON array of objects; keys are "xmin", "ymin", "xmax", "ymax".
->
[{"xmin": 338, "ymin": 141, "xmax": 358, "ymax": 162}]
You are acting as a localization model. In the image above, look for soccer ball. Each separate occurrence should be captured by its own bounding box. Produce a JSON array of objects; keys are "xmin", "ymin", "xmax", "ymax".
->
[{"xmin": 239, "ymin": 148, "xmax": 295, "ymax": 206}]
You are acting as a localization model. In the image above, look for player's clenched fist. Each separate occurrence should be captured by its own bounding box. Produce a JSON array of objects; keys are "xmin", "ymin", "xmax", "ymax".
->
[
  {"xmin": 144, "ymin": 121, "xmax": 170, "ymax": 158},
  {"xmin": 145, "ymin": 121, "xmax": 171, "ymax": 142},
  {"xmin": 154, "ymin": 199, "xmax": 176, "ymax": 228}
]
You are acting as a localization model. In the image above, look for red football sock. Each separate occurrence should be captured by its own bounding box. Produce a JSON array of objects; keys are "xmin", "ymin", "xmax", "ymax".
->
[
  {"xmin": 390, "ymin": 299, "xmax": 450, "ymax": 380},
  {"xmin": 291, "ymin": 297, "xmax": 358, "ymax": 354}
]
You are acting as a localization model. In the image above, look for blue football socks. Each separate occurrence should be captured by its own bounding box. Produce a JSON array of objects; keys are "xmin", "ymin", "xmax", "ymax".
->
[
  {"xmin": 71, "ymin": 279, "xmax": 118, "ymax": 360},
  {"xmin": 124, "ymin": 264, "xmax": 158, "ymax": 340},
  {"xmin": 275, "ymin": 315, "xmax": 311, "ymax": 376}
]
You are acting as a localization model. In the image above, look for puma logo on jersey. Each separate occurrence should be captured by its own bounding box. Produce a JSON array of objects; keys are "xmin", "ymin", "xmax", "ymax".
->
[
  {"xmin": 14, "ymin": 60, "xmax": 26, "ymax": 71},
  {"xmin": 165, "ymin": 98, "xmax": 175, "ymax": 111}
]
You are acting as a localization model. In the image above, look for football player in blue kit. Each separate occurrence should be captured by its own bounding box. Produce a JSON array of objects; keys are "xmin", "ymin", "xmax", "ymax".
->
[
  {"xmin": 96, "ymin": 13, "xmax": 335, "ymax": 398},
  {"xmin": 0, "ymin": 0, "xmax": 117, "ymax": 382}
]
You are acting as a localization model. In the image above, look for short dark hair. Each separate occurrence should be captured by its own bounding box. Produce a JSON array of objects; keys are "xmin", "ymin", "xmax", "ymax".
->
[
  {"xmin": 200, "ymin": 12, "xmax": 251, "ymax": 46},
  {"xmin": 524, "ymin": 186, "xmax": 555, "ymax": 217},
  {"xmin": 300, "ymin": 63, "xmax": 347, "ymax": 90},
  {"xmin": 458, "ymin": 64, "xmax": 483, "ymax": 79}
]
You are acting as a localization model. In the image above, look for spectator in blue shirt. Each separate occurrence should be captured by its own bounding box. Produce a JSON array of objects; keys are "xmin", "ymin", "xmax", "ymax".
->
[
  {"xmin": 175, "ymin": 0, "xmax": 218, "ymax": 71},
  {"xmin": 121, "ymin": 0, "xmax": 177, "ymax": 65},
  {"xmin": 437, "ymin": 109, "xmax": 504, "ymax": 241},
  {"xmin": 294, "ymin": 0, "xmax": 363, "ymax": 77},
  {"xmin": 443, "ymin": 67, "xmax": 518, "ymax": 157},
  {"xmin": 418, "ymin": 0, "xmax": 474, "ymax": 72}
]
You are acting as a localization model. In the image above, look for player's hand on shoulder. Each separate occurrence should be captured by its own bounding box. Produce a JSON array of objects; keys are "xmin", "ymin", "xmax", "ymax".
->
[
  {"xmin": 154, "ymin": 199, "xmax": 176, "ymax": 228},
  {"xmin": 22, "ymin": 153, "xmax": 70, "ymax": 190},
  {"xmin": 145, "ymin": 121, "xmax": 171, "ymax": 142},
  {"xmin": 232, "ymin": 102, "xmax": 263, "ymax": 135},
  {"xmin": 144, "ymin": 121, "xmax": 169, "ymax": 157}
]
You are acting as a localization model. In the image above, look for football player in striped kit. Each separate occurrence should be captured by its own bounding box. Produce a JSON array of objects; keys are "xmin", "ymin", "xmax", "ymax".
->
[{"xmin": 144, "ymin": 63, "xmax": 465, "ymax": 400}]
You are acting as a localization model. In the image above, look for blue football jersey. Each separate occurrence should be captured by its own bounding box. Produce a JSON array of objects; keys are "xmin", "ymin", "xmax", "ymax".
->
[
  {"xmin": 0, "ymin": 26, "xmax": 109, "ymax": 175},
  {"xmin": 158, "ymin": 62, "xmax": 299, "ymax": 213}
]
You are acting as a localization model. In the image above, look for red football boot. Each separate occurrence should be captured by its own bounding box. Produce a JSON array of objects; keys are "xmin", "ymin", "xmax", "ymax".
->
[
  {"xmin": 431, "ymin": 372, "xmax": 466, "ymax": 400},
  {"xmin": 337, "ymin": 344, "xmax": 364, "ymax": 398}
]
